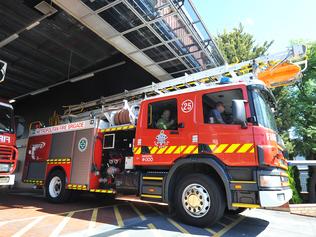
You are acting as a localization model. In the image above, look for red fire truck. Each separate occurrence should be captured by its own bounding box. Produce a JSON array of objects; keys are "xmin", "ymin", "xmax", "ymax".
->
[
  {"xmin": 0, "ymin": 60, "xmax": 20, "ymax": 186},
  {"xmin": 22, "ymin": 46, "xmax": 307, "ymax": 226}
]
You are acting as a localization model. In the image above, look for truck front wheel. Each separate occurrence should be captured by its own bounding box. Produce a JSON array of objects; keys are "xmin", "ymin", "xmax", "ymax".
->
[
  {"xmin": 174, "ymin": 174, "xmax": 225, "ymax": 227},
  {"xmin": 45, "ymin": 170, "xmax": 71, "ymax": 203}
]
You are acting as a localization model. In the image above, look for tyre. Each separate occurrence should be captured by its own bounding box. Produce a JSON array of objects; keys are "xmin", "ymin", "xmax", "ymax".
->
[
  {"xmin": 174, "ymin": 173, "xmax": 225, "ymax": 227},
  {"xmin": 226, "ymin": 207, "xmax": 246, "ymax": 215},
  {"xmin": 45, "ymin": 170, "xmax": 71, "ymax": 203}
]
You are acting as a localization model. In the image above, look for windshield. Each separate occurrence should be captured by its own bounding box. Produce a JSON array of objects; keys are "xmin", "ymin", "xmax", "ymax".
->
[
  {"xmin": 0, "ymin": 105, "xmax": 14, "ymax": 133},
  {"xmin": 252, "ymin": 88, "xmax": 278, "ymax": 132}
]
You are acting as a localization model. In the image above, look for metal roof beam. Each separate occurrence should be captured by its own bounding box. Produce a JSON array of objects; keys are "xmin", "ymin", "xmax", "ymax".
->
[
  {"xmin": 122, "ymin": 0, "xmax": 194, "ymax": 74},
  {"xmin": 167, "ymin": 0, "xmax": 218, "ymax": 67},
  {"xmin": 127, "ymin": 33, "xmax": 194, "ymax": 55},
  {"xmin": 0, "ymin": 28, "xmax": 81, "ymax": 73},
  {"xmin": 1, "ymin": 47, "xmax": 66, "ymax": 78},
  {"xmin": 5, "ymin": 75, "xmax": 40, "ymax": 90},
  {"xmin": 146, "ymin": 49, "xmax": 205, "ymax": 66},
  {"xmin": 0, "ymin": 4, "xmax": 94, "ymax": 68},
  {"xmin": 106, "ymin": 11, "xmax": 179, "ymax": 40}
]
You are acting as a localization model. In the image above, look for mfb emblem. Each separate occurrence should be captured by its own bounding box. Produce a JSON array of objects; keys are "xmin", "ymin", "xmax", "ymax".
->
[
  {"xmin": 28, "ymin": 142, "xmax": 46, "ymax": 160},
  {"xmin": 155, "ymin": 130, "xmax": 169, "ymax": 148},
  {"xmin": 0, "ymin": 135, "xmax": 10, "ymax": 143},
  {"xmin": 78, "ymin": 137, "xmax": 88, "ymax": 152}
]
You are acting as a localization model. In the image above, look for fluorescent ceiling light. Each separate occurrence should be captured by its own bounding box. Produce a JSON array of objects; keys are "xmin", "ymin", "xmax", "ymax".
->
[
  {"xmin": 0, "ymin": 34, "xmax": 19, "ymax": 48},
  {"xmin": 70, "ymin": 73, "xmax": 94, "ymax": 83},
  {"xmin": 26, "ymin": 21, "xmax": 40, "ymax": 30},
  {"xmin": 30, "ymin": 88, "xmax": 49, "ymax": 96}
]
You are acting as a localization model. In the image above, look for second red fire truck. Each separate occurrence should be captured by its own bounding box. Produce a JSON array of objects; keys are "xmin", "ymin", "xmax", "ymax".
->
[
  {"xmin": 22, "ymin": 46, "xmax": 307, "ymax": 226},
  {"xmin": 0, "ymin": 60, "xmax": 23, "ymax": 186}
]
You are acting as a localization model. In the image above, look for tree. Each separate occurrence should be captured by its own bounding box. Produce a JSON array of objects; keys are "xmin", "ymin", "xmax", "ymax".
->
[
  {"xmin": 273, "ymin": 42, "xmax": 316, "ymax": 202},
  {"xmin": 273, "ymin": 43, "xmax": 316, "ymax": 159},
  {"xmin": 215, "ymin": 23, "xmax": 273, "ymax": 64}
]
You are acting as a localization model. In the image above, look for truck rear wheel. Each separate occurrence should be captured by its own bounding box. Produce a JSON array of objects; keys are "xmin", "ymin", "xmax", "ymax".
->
[
  {"xmin": 45, "ymin": 170, "xmax": 71, "ymax": 203},
  {"xmin": 174, "ymin": 174, "xmax": 225, "ymax": 227}
]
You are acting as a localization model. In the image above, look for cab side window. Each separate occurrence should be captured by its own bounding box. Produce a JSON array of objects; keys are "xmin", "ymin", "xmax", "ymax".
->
[
  {"xmin": 148, "ymin": 99, "xmax": 177, "ymax": 130},
  {"xmin": 203, "ymin": 89, "xmax": 243, "ymax": 124}
]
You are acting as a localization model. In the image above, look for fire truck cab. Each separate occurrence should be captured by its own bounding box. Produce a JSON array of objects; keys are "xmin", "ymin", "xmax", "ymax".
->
[{"xmin": 22, "ymin": 46, "xmax": 307, "ymax": 227}]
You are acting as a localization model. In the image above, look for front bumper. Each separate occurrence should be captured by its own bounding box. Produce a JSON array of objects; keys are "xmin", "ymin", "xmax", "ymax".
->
[
  {"xmin": 259, "ymin": 188, "xmax": 292, "ymax": 207},
  {"xmin": 0, "ymin": 174, "xmax": 15, "ymax": 185}
]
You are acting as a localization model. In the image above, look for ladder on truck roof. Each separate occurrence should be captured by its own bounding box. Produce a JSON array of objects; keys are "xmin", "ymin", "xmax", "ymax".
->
[{"xmin": 62, "ymin": 45, "xmax": 307, "ymax": 122}]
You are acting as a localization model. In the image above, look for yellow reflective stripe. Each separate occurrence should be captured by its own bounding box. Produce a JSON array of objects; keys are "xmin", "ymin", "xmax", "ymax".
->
[
  {"xmin": 213, "ymin": 144, "xmax": 228, "ymax": 153},
  {"xmin": 225, "ymin": 144, "xmax": 240, "ymax": 153},
  {"xmin": 133, "ymin": 147, "xmax": 138, "ymax": 152},
  {"xmin": 143, "ymin": 176, "xmax": 163, "ymax": 181},
  {"xmin": 134, "ymin": 147, "xmax": 141, "ymax": 154},
  {"xmin": 183, "ymin": 145, "xmax": 197, "ymax": 154},
  {"xmin": 150, "ymin": 147, "xmax": 158, "ymax": 154},
  {"xmin": 208, "ymin": 144, "xmax": 216, "ymax": 151},
  {"xmin": 165, "ymin": 146, "xmax": 177, "ymax": 154},
  {"xmin": 232, "ymin": 203, "xmax": 260, "ymax": 208},
  {"xmin": 249, "ymin": 147, "xmax": 255, "ymax": 153},
  {"xmin": 156, "ymin": 146, "xmax": 168, "ymax": 154},
  {"xmin": 141, "ymin": 194, "xmax": 162, "ymax": 199},
  {"xmin": 192, "ymin": 147, "xmax": 198, "ymax": 154},
  {"xmin": 174, "ymin": 145, "xmax": 186, "ymax": 154},
  {"xmin": 237, "ymin": 144, "xmax": 253, "ymax": 153}
]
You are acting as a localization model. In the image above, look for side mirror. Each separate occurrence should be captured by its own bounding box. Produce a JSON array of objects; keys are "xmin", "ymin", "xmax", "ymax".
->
[
  {"xmin": 232, "ymin": 100, "xmax": 247, "ymax": 128},
  {"xmin": 0, "ymin": 60, "xmax": 7, "ymax": 83},
  {"xmin": 15, "ymin": 116, "xmax": 25, "ymax": 139}
]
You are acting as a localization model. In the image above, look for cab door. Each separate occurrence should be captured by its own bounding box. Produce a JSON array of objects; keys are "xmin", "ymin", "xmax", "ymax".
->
[
  {"xmin": 134, "ymin": 95, "xmax": 196, "ymax": 166},
  {"xmin": 197, "ymin": 86, "xmax": 257, "ymax": 167}
]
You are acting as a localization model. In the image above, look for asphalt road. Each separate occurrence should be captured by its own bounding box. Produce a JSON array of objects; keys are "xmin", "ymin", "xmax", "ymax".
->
[{"xmin": 0, "ymin": 189, "xmax": 315, "ymax": 237}]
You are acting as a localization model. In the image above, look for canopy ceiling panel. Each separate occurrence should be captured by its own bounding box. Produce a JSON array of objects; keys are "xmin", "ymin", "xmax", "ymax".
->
[{"xmin": 53, "ymin": 0, "xmax": 225, "ymax": 81}]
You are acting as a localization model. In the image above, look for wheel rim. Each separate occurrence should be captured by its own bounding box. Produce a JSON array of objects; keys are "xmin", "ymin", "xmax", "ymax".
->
[
  {"xmin": 49, "ymin": 176, "xmax": 62, "ymax": 198},
  {"xmin": 182, "ymin": 183, "xmax": 211, "ymax": 218}
]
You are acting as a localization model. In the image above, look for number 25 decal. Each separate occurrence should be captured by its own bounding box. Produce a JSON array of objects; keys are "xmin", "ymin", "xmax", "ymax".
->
[{"xmin": 181, "ymin": 99, "xmax": 194, "ymax": 113}]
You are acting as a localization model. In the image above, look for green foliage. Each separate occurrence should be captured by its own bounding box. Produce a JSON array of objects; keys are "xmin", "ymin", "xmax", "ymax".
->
[
  {"xmin": 287, "ymin": 166, "xmax": 302, "ymax": 204},
  {"xmin": 273, "ymin": 42, "xmax": 316, "ymax": 160},
  {"xmin": 215, "ymin": 23, "xmax": 273, "ymax": 64}
]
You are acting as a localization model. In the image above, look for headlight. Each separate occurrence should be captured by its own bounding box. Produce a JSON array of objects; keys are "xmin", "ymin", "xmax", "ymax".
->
[
  {"xmin": 0, "ymin": 164, "xmax": 10, "ymax": 172},
  {"xmin": 259, "ymin": 175, "xmax": 282, "ymax": 187}
]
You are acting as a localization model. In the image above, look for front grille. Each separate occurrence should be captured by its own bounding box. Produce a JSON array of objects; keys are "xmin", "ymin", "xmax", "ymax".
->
[
  {"xmin": 0, "ymin": 145, "xmax": 17, "ymax": 174},
  {"xmin": 0, "ymin": 146, "xmax": 14, "ymax": 161}
]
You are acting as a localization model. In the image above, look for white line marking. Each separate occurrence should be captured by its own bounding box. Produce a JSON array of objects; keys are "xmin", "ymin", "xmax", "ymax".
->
[
  {"xmin": 49, "ymin": 212, "xmax": 74, "ymax": 237},
  {"xmin": 89, "ymin": 208, "xmax": 98, "ymax": 230},
  {"xmin": 12, "ymin": 216, "xmax": 45, "ymax": 237}
]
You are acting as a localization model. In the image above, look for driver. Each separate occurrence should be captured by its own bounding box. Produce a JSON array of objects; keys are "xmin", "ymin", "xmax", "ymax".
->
[
  {"xmin": 157, "ymin": 109, "xmax": 175, "ymax": 130},
  {"xmin": 209, "ymin": 102, "xmax": 226, "ymax": 124}
]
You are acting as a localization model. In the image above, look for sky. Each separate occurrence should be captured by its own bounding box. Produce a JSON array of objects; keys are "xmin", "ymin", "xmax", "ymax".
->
[{"xmin": 192, "ymin": 0, "xmax": 316, "ymax": 53}]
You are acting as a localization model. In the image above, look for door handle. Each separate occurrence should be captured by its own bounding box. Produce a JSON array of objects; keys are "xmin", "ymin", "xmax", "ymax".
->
[{"xmin": 170, "ymin": 131, "xmax": 179, "ymax": 134}]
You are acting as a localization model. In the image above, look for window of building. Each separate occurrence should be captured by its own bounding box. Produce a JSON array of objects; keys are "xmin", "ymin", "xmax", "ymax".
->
[
  {"xmin": 148, "ymin": 99, "xmax": 177, "ymax": 130},
  {"xmin": 202, "ymin": 89, "xmax": 243, "ymax": 124}
]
